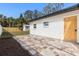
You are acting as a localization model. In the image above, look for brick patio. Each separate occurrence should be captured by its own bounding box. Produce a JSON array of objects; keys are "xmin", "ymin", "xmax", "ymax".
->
[{"xmin": 13, "ymin": 35, "xmax": 79, "ymax": 56}]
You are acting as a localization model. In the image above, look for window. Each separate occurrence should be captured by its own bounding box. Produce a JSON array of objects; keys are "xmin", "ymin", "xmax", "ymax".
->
[
  {"xmin": 43, "ymin": 22, "xmax": 49, "ymax": 27},
  {"xmin": 26, "ymin": 26, "xmax": 29, "ymax": 29},
  {"xmin": 33, "ymin": 24, "xmax": 36, "ymax": 28}
]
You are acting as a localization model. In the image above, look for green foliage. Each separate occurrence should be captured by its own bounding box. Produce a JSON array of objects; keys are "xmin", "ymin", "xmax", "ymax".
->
[
  {"xmin": 33, "ymin": 9, "xmax": 44, "ymax": 19},
  {"xmin": 24, "ymin": 10, "xmax": 33, "ymax": 20},
  {"xmin": 0, "ymin": 3, "xmax": 64, "ymax": 27}
]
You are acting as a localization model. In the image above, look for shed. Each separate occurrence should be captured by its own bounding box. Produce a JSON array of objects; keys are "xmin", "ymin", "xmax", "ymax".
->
[{"xmin": 29, "ymin": 4, "xmax": 79, "ymax": 42}]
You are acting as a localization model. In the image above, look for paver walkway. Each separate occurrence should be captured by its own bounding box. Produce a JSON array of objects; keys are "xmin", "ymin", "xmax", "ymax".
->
[{"xmin": 13, "ymin": 35, "xmax": 79, "ymax": 56}]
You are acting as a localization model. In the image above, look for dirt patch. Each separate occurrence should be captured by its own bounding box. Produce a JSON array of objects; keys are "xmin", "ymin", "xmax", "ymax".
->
[{"xmin": 0, "ymin": 38, "xmax": 31, "ymax": 56}]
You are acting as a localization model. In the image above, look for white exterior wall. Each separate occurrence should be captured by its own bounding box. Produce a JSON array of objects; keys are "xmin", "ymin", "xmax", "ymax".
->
[
  {"xmin": 0, "ymin": 25, "xmax": 2, "ymax": 36},
  {"xmin": 23, "ymin": 24, "xmax": 26, "ymax": 31},
  {"xmin": 30, "ymin": 10, "xmax": 79, "ymax": 42}
]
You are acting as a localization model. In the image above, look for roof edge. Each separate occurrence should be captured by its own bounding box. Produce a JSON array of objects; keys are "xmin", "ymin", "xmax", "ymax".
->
[{"xmin": 29, "ymin": 4, "xmax": 79, "ymax": 22}]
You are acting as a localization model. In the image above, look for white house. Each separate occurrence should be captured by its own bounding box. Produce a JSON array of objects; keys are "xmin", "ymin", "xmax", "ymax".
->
[
  {"xmin": 23, "ymin": 24, "xmax": 29, "ymax": 31},
  {"xmin": 0, "ymin": 24, "xmax": 2, "ymax": 36},
  {"xmin": 29, "ymin": 4, "xmax": 79, "ymax": 42}
]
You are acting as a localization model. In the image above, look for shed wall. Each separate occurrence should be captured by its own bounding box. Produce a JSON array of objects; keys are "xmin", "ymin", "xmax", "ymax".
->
[{"xmin": 30, "ymin": 10, "xmax": 79, "ymax": 41}]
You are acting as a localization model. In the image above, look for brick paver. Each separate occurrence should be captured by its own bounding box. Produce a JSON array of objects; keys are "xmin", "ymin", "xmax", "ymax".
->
[{"xmin": 13, "ymin": 35, "xmax": 79, "ymax": 56}]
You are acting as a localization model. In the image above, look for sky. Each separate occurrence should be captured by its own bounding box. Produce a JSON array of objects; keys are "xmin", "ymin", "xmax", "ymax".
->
[{"xmin": 0, "ymin": 3, "xmax": 77, "ymax": 18}]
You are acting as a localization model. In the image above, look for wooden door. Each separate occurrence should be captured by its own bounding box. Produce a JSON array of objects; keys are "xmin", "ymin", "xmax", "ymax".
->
[{"xmin": 64, "ymin": 16, "xmax": 77, "ymax": 42}]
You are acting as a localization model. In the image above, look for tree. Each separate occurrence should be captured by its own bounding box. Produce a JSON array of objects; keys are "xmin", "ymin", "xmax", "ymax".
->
[
  {"xmin": 24, "ymin": 10, "xmax": 33, "ymax": 20},
  {"xmin": 43, "ymin": 3, "xmax": 64, "ymax": 15},
  {"xmin": 33, "ymin": 10, "xmax": 38, "ymax": 19},
  {"xmin": 0, "ymin": 18, "xmax": 2, "ymax": 24},
  {"xmin": 33, "ymin": 9, "xmax": 44, "ymax": 19},
  {"xmin": 2, "ymin": 16, "xmax": 8, "ymax": 27},
  {"xmin": 19, "ymin": 13, "xmax": 23, "ymax": 20},
  {"xmin": 0, "ymin": 14, "xmax": 3, "ymax": 25},
  {"xmin": 0, "ymin": 14, "xmax": 3, "ymax": 18},
  {"xmin": 14, "ymin": 18, "xmax": 20, "ymax": 27},
  {"xmin": 19, "ymin": 13, "xmax": 26, "ymax": 24},
  {"xmin": 7, "ymin": 17, "xmax": 14, "ymax": 27}
]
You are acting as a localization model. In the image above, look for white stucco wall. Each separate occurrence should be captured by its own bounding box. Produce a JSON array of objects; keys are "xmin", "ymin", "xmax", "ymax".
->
[
  {"xmin": 0, "ymin": 25, "xmax": 2, "ymax": 36},
  {"xmin": 30, "ymin": 10, "xmax": 79, "ymax": 41}
]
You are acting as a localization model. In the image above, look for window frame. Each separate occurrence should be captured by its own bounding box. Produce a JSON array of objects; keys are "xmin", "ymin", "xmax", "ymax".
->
[
  {"xmin": 43, "ymin": 22, "xmax": 49, "ymax": 28},
  {"xmin": 33, "ymin": 24, "xmax": 37, "ymax": 29}
]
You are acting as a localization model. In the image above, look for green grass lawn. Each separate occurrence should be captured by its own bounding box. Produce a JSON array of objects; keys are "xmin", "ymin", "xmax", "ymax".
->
[{"xmin": 0, "ymin": 27, "xmax": 29, "ymax": 38}]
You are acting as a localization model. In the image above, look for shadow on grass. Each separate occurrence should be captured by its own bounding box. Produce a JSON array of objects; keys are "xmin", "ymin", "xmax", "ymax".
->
[
  {"xmin": 0, "ymin": 29, "xmax": 13, "ymax": 38},
  {"xmin": 0, "ymin": 29, "xmax": 31, "ymax": 56},
  {"xmin": 0, "ymin": 29, "xmax": 29, "ymax": 38}
]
